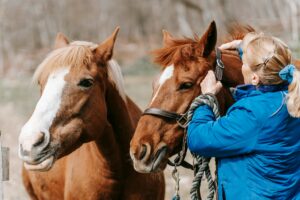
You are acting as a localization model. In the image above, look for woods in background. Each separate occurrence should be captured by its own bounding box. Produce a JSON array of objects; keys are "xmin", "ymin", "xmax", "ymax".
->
[{"xmin": 1, "ymin": 0, "xmax": 300, "ymax": 76}]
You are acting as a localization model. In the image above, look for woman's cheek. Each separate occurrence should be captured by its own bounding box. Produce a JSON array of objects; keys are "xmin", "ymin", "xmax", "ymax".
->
[{"xmin": 242, "ymin": 65, "xmax": 252, "ymax": 84}]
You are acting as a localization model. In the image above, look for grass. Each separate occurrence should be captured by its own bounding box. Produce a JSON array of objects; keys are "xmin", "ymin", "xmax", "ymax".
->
[
  {"xmin": 122, "ymin": 56, "xmax": 159, "ymax": 76},
  {"xmin": 0, "ymin": 78, "xmax": 39, "ymax": 116},
  {"xmin": 122, "ymin": 56, "xmax": 159, "ymax": 108}
]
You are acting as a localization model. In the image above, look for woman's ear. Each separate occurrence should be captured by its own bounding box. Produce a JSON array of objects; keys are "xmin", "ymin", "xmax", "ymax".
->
[{"xmin": 251, "ymin": 73, "xmax": 260, "ymax": 85}]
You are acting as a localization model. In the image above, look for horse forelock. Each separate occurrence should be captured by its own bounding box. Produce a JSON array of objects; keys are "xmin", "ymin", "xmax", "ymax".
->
[
  {"xmin": 33, "ymin": 42, "xmax": 96, "ymax": 84},
  {"xmin": 152, "ymin": 36, "xmax": 201, "ymax": 68},
  {"xmin": 33, "ymin": 40, "xmax": 127, "ymax": 103}
]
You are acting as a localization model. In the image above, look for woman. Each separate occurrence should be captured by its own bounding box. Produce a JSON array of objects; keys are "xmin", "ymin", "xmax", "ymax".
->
[{"xmin": 187, "ymin": 33, "xmax": 300, "ymax": 200}]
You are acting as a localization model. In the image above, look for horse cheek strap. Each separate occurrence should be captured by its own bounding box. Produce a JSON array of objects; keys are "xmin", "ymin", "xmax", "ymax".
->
[{"xmin": 215, "ymin": 48, "xmax": 224, "ymax": 81}]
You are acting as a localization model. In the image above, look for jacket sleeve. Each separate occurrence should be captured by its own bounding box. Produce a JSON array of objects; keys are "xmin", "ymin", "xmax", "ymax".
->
[{"xmin": 187, "ymin": 104, "xmax": 261, "ymax": 158}]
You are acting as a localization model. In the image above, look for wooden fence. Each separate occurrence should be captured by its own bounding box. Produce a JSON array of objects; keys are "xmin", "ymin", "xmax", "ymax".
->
[{"xmin": 0, "ymin": 131, "xmax": 9, "ymax": 200}]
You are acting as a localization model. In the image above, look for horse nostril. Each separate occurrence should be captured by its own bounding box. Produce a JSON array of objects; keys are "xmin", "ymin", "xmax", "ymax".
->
[
  {"xmin": 33, "ymin": 132, "xmax": 45, "ymax": 147},
  {"xmin": 138, "ymin": 144, "xmax": 147, "ymax": 160},
  {"xmin": 20, "ymin": 144, "xmax": 30, "ymax": 156}
]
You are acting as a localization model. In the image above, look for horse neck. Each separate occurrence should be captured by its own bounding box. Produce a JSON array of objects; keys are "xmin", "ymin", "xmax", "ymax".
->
[
  {"xmin": 210, "ymin": 50, "xmax": 244, "ymax": 87},
  {"xmin": 215, "ymin": 87, "xmax": 235, "ymax": 115},
  {"xmin": 90, "ymin": 81, "xmax": 135, "ymax": 178},
  {"xmin": 208, "ymin": 50, "xmax": 243, "ymax": 114},
  {"xmin": 105, "ymin": 81, "xmax": 137, "ymax": 163},
  {"xmin": 93, "ymin": 123, "xmax": 124, "ymax": 179}
]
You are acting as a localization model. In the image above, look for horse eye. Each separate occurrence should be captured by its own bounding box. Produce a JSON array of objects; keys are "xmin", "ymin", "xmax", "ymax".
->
[
  {"xmin": 78, "ymin": 78, "xmax": 94, "ymax": 88},
  {"xmin": 178, "ymin": 82, "xmax": 194, "ymax": 90}
]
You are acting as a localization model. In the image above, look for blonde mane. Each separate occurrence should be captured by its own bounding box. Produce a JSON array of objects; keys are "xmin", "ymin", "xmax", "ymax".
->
[
  {"xmin": 107, "ymin": 59, "xmax": 127, "ymax": 101},
  {"xmin": 33, "ymin": 41, "xmax": 127, "ymax": 102},
  {"xmin": 33, "ymin": 41, "xmax": 95, "ymax": 83}
]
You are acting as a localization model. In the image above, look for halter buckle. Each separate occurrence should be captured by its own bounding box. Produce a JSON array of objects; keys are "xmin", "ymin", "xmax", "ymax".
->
[
  {"xmin": 177, "ymin": 113, "xmax": 189, "ymax": 128},
  {"xmin": 215, "ymin": 48, "xmax": 225, "ymax": 81},
  {"xmin": 215, "ymin": 59, "xmax": 224, "ymax": 81}
]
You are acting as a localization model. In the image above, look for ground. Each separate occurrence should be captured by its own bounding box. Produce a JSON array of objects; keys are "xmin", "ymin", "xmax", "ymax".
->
[{"xmin": 0, "ymin": 57, "xmax": 214, "ymax": 199}]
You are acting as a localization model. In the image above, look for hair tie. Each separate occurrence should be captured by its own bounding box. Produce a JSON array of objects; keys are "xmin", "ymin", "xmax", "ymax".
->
[
  {"xmin": 237, "ymin": 46, "xmax": 243, "ymax": 60},
  {"xmin": 279, "ymin": 64, "xmax": 295, "ymax": 83}
]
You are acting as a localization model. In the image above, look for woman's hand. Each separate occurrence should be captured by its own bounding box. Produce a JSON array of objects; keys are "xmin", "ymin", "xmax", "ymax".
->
[
  {"xmin": 201, "ymin": 70, "xmax": 223, "ymax": 94},
  {"xmin": 219, "ymin": 40, "xmax": 242, "ymax": 50}
]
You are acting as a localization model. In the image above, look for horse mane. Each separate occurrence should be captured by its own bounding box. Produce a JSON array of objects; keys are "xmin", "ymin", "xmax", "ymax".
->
[
  {"xmin": 153, "ymin": 24, "xmax": 256, "ymax": 68},
  {"xmin": 152, "ymin": 36, "xmax": 201, "ymax": 67},
  {"xmin": 224, "ymin": 24, "xmax": 256, "ymax": 42},
  {"xmin": 33, "ymin": 41, "xmax": 127, "ymax": 101},
  {"xmin": 33, "ymin": 41, "xmax": 96, "ymax": 83},
  {"xmin": 107, "ymin": 59, "xmax": 127, "ymax": 101}
]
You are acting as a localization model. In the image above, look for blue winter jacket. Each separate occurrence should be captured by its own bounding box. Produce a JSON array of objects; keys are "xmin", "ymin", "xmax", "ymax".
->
[{"xmin": 187, "ymin": 84, "xmax": 300, "ymax": 200}]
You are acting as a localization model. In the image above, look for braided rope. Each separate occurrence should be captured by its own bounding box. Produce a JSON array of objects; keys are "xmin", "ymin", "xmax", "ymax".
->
[{"xmin": 187, "ymin": 94, "xmax": 220, "ymax": 200}]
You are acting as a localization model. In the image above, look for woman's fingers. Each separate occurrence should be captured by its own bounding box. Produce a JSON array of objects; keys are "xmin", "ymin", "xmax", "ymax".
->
[
  {"xmin": 215, "ymin": 81, "xmax": 223, "ymax": 94},
  {"xmin": 200, "ymin": 70, "xmax": 223, "ymax": 94},
  {"xmin": 201, "ymin": 71, "xmax": 216, "ymax": 87},
  {"xmin": 219, "ymin": 40, "xmax": 242, "ymax": 50}
]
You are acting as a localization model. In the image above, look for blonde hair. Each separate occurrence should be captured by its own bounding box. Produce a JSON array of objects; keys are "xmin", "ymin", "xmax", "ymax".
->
[
  {"xmin": 243, "ymin": 33, "xmax": 291, "ymax": 84},
  {"xmin": 242, "ymin": 32, "xmax": 300, "ymax": 117},
  {"xmin": 286, "ymin": 70, "xmax": 300, "ymax": 117}
]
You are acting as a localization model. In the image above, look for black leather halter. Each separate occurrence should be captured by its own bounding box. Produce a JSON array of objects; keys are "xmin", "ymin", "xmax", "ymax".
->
[
  {"xmin": 215, "ymin": 48, "xmax": 225, "ymax": 81},
  {"xmin": 143, "ymin": 108, "xmax": 189, "ymax": 128}
]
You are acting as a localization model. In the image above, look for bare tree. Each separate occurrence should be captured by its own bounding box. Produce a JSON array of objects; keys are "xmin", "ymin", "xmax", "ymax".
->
[{"xmin": 1, "ymin": 0, "xmax": 300, "ymax": 76}]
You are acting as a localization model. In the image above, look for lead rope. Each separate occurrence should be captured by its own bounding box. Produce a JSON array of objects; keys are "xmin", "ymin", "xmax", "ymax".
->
[
  {"xmin": 187, "ymin": 94, "xmax": 220, "ymax": 200},
  {"xmin": 172, "ymin": 164, "xmax": 181, "ymax": 200}
]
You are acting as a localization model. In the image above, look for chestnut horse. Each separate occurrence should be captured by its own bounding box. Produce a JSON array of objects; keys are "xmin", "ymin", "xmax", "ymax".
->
[
  {"xmin": 130, "ymin": 21, "xmax": 249, "ymax": 173},
  {"xmin": 18, "ymin": 28, "xmax": 164, "ymax": 199}
]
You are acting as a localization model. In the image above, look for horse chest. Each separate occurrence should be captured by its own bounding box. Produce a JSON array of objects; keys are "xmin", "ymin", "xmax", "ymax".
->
[
  {"xmin": 64, "ymin": 161, "xmax": 122, "ymax": 198},
  {"xmin": 61, "ymin": 145, "xmax": 122, "ymax": 199},
  {"xmin": 25, "ymin": 143, "xmax": 123, "ymax": 200}
]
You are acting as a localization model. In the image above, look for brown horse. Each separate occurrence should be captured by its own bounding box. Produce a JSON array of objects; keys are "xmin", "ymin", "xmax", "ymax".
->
[
  {"xmin": 130, "ymin": 21, "xmax": 250, "ymax": 173},
  {"xmin": 18, "ymin": 28, "xmax": 165, "ymax": 199}
]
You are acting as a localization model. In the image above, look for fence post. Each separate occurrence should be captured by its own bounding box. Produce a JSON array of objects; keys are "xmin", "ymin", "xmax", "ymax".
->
[{"xmin": 0, "ymin": 131, "xmax": 9, "ymax": 200}]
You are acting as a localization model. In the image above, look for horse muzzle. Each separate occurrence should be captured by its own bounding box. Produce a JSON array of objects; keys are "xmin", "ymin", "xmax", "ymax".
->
[
  {"xmin": 18, "ymin": 128, "xmax": 56, "ymax": 171},
  {"xmin": 19, "ymin": 144, "xmax": 56, "ymax": 171},
  {"xmin": 130, "ymin": 142, "xmax": 168, "ymax": 173},
  {"xmin": 23, "ymin": 156, "xmax": 55, "ymax": 171}
]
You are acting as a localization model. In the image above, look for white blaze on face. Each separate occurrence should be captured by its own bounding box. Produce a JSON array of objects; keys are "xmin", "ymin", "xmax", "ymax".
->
[
  {"xmin": 19, "ymin": 68, "xmax": 70, "ymax": 154},
  {"xmin": 150, "ymin": 65, "xmax": 174, "ymax": 104}
]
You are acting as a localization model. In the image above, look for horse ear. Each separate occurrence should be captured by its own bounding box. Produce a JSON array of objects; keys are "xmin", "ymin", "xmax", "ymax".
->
[
  {"xmin": 54, "ymin": 32, "xmax": 69, "ymax": 49},
  {"xmin": 94, "ymin": 27, "xmax": 120, "ymax": 64},
  {"xmin": 162, "ymin": 30, "xmax": 173, "ymax": 46},
  {"xmin": 199, "ymin": 21, "xmax": 217, "ymax": 57}
]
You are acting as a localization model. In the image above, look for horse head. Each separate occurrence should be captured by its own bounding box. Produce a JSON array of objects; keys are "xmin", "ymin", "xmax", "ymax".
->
[
  {"xmin": 18, "ymin": 28, "xmax": 125, "ymax": 171},
  {"xmin": 130, "ymin": 21, "xmax": 247, "ymax": 173}
]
